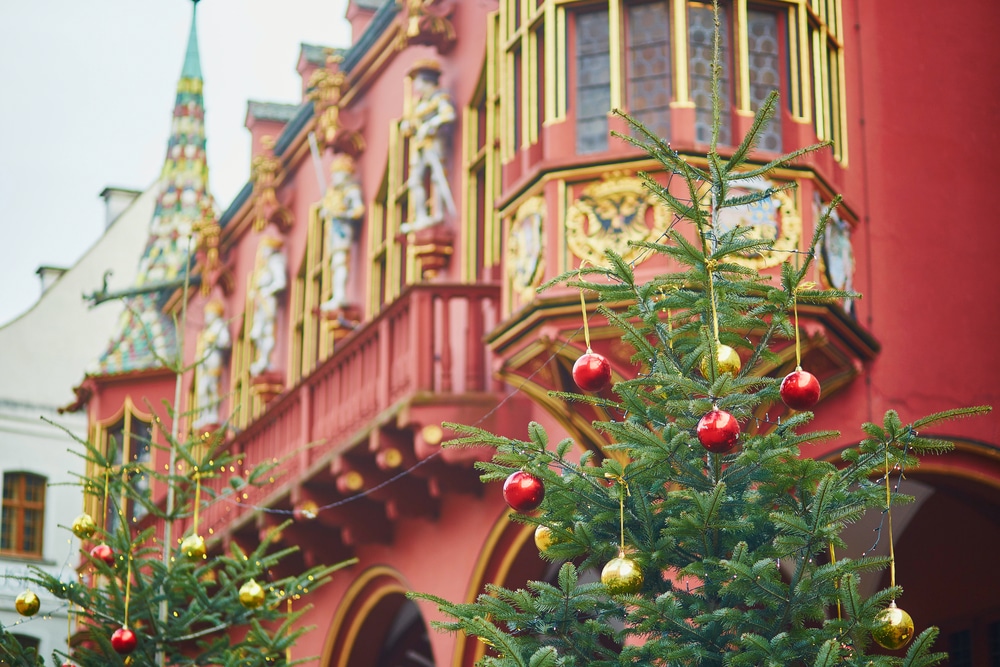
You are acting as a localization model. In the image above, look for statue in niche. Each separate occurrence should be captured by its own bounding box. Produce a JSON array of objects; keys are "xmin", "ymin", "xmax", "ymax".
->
[
  {"xmin": 319, "ymin": 154, "xmax": 365, "ymax": 312},
  {"xmin": 249, "ymin": 237, "xmax": 287, "ymax": 376},
  {"xmin": 399, "ymin": 59, "xmax": 456, "ymax": 234},
  {"xmin": 193, "ymin": 299, "xmax": 231, "ymax": 430}
]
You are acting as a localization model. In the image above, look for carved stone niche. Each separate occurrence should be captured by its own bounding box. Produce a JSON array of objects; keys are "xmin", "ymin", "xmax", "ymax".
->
[{"xmin": 410, "ymin": 224, "xmax": 455, "ymax": 280}]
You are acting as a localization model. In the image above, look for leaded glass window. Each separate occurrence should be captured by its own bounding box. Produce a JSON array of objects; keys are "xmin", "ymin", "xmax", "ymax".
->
[
  {"xmin": 627, "ymin": 1, "xmax": 672, "ymax": 139},
  {"xmin": 689, "ymin": 2, "xmax": 731, "ymax": 145},
  {"xmin": 747, "ymin": 8, "xmax": 782, "ymax": 151},
  {"xmin": 576, "ymin": 9, "xmax": 612, "ymax": 154}
]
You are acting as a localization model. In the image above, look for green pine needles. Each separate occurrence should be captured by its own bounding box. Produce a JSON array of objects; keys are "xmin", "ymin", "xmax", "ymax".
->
[{"xmin": 413, "ymin": 2, "xmax": 990, "ymax": 666}]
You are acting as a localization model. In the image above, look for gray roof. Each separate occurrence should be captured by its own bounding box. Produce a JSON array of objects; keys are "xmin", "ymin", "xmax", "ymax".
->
[
  {"xmin": 353, "ymin": 0, "xmax": 387, "ymax": 9},
  {"xmin": 247, "ymin": 101, "xmax": 300, "ymax": 123},
  {"xmin": 300, "ymin": 43, "xmax": 346, "ymax": 67}
]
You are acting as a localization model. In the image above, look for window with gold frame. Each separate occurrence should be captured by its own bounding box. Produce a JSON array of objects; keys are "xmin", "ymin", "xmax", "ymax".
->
[
  {"xmin": 496, "ymin": 0, "xmax": 846, "ymax": 164},
  {"xmin": 367, "ymin": 115, "xmax": 419, "ymax": 315},
  {"xmin": 87, "ymin": 398, "xmax": 154, "ymax": 534},
  {"xmin": 1, "ymin": 472, "xmax": 46, "ymax": 557},
  {"xmin": 289, "ymin": 204, "xmax": 334, "ymax": 385},
  {"xmin": 462, "ymin": 11, "xmax": 503, "ymax": 282}
]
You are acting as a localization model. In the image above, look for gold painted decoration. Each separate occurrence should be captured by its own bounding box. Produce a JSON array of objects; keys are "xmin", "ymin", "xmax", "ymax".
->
[
  {"xmin": 564, "ymin": 172, "xmax": 671, "ymax": 266},
  {"xmin": 251, "ymin": 136, "xmax": 292, "ymax": 233},
  {"xmin": 507, "ymin": 196, "xmax": 546, "ymax": 301},
  {"xmin": 404, "ymin": 0, "xmax": 457, "ymax": 53},
  {"xmin": 713, "ymin": 176, "xmax": 801, "ymax": 269}
]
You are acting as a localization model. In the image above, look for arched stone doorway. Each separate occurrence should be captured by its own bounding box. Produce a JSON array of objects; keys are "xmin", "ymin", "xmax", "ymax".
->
[{"xmin": 321, "ymin": 566, "xmax": 436, "ymax": 667}]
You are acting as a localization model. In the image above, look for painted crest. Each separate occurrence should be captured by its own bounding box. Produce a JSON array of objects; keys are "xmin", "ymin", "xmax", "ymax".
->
[
  {"xmin": 565, "ymin": 173, "xmax": 671, "ymax": 265},
  {"xmin": 713, "ymin": 176, "xmax": 801, "ymax": 269},
  {"xmin": 507, "ymin": 196, "xmax": 545, "ymax": 300}
]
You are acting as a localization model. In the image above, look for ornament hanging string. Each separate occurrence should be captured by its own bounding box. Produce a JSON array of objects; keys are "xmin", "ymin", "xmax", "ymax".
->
[
  {"xmin": 884, "ymin": 451, "xmax": 896, "ymax": 593},
  {"xmin": 829, "ymin": 542, "xmax": 842, "ymax": 621},
  {"xmin": 606, "ymin": 473, "xmax": 630, "ymax": 555},
  {"xmin": 101, "ymin": 469, "xmax": 111, "ymax": 532},
  {"xmin": 124, "ymin": 551, "xmax": 133, "ymax": 630},
  {"xmin": 578, "ymin": 260, "xmax": 595, "ymax": 351},
  {"xmin": 193, "ymin": 472, "xmax": 202, "ymax": 536}
]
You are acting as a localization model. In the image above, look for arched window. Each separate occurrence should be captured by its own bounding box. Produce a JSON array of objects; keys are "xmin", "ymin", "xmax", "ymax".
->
[
  {"xmin": 92, "ymin": 399, "xmax": 153, "ymax": 534},
  {"xmin": 1, "ymin": 472, "xmax": 46, "ymax": 557}
]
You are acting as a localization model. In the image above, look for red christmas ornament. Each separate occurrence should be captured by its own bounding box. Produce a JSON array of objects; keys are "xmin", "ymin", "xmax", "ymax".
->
[
  {"xmin": 110, "ymin": 627, "xmax": 137, "ymax": 654},
  {"xmin": 572, "ymin": 350, "xmax": 611, "ymax": 392},
  {"xmin": 502, "ymin": 471, "xmax": 545, "ymax": 512},
  {"xmin": 780, "ymin": 368, "xmax": 821, "ymax": 410},
  {"xmin": 90, "ymin": 543, "xmax": 114, "ymax": 567},
  {"xmin": 696, "ymin": 409, "xmax": 740, "ymax": 453}
]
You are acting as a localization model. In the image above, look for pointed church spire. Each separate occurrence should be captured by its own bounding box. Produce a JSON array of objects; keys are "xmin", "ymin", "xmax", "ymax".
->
[
  {"xmin": 94, "ymin": 0, "xmax": 213, "ymax": 374},
  {"xmin": 181, "ymin": 0, "xmax": 202, "ymax": 80}
]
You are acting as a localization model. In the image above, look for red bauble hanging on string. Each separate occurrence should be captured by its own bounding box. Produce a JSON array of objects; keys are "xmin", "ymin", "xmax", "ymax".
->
[
  {"xmin": 573, "ymin": 350, "xmax": 611, "ymax": 392},
  {"xmin": 502, "ymin": 471, "xmax": 545, "ymax": 512},
  {"xmin": 780, "ymin": 368, "xmax": 821, "ymax": 410},
  {"xmin": 110, "ymin": 627, "xmax": 137, "ymax": 654},
  {"xmin": 696, "ymin": 408, "xmax": 740, "ymax": 453},
  {"xmin": 90, "ymin": 543, "xmax": 114, "ymax": 567}
]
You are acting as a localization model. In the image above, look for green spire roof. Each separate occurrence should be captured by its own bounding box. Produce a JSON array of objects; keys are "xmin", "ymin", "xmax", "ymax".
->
[
  {"xmin": 94, "ymin": 0, "xmax": 212, "ymax": 375},
  {"xmin": 181, "ymin": 1, "xmax": 202, "ymax": 80}
]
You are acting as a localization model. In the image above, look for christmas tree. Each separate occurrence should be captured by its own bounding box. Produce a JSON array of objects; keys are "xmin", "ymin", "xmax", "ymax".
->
[
  {"xmin": 414, "ymin": 3, "xmax": 989, "ymax": 666},
  {"xmin": 1, "ymin": 414, "xmax": 353, "ymax": 667}
]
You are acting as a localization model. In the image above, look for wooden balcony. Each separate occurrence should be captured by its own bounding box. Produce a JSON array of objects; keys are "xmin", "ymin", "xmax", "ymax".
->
[{"xmin": 187, "ymin": 284, "xmax": 504, "ymax": 547}]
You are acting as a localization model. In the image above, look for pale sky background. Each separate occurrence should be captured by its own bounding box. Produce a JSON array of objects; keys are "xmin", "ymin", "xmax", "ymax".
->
[{"xmin": 0, "ymin": 0, "xmax": 355, "ymax": 326}]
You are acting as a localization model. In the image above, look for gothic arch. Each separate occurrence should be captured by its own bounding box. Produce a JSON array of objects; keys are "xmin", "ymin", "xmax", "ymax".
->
[{"xmin": 320, "ymin": 565, "xmax": 435, "ymax": 667}]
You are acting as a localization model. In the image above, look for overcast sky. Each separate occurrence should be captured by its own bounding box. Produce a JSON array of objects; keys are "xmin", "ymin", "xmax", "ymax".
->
[{"xmin": 0, "ymin": 0, "xmax": 353, "ymax": 326}]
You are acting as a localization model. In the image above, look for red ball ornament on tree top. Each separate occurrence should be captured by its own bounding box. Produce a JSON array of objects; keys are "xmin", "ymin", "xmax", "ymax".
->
[
  {"xmin": 90, "ymin": 543, "xmax": 114, "ymax": 567},
  {"xmin": 780, "ymin": 368, "xmax": 821, "ymax": 411},
  {"xmin": 502, "ymin": 470, "xmax": 545, "ymax": 513},
  {"xmin": 696, "ymin": 408, "xmax": 740, "ymax": 453},
  {"xmin": 110, "ymin": 627, "xmax": 137, "ymax": 654},
  {"xmin": 572, "ymin": 350, "xmax": 611, "ymax": 392}
]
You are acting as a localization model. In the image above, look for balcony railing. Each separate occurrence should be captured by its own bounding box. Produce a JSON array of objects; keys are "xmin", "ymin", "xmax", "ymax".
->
[{"xmin": 191, "ymin": 284, "xmax": 500, "ymax": 538}]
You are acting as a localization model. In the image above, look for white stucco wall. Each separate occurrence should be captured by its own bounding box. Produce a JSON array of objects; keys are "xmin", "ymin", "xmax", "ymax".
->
[{"xmin": 0, "ymin": 185, "xmax": 155, "ymax": 660}]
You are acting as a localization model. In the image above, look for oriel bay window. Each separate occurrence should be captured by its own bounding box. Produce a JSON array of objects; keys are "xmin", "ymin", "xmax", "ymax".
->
[{"xmin": 497, "ymin": 0, "xmax": 845, "ymax": 163}]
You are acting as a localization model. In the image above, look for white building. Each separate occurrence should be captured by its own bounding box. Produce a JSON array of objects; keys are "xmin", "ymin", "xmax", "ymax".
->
[{"xmin": 0, "ymin": 186, "xmax": 152, "ymax": 659}]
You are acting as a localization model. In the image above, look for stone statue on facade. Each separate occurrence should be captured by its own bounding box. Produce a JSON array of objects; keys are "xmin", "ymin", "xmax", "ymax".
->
[
  {"xmin": 193, "ymin": 299, "xmax": 231, "ymax": 430},
  {"xmin": 400, "ymin": 59, "xmax": 456, "ymax": 234},
  {"xmin": 249, "ymin": 237, "xmax": 287, "ymax": 376},
  {"xmin": 319, "ymin": 154, "xmax": 365, "ymax": 312}
]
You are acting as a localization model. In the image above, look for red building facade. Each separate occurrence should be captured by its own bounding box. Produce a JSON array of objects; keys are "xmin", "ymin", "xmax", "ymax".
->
[{"xmin": 75, "ymin": 0, "xmax": 1000, "ymax": 665}]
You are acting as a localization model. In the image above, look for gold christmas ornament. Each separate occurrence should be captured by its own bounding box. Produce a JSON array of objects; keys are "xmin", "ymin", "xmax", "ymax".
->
[
  {"xmin": 180, "ymin": 534, "xmax": 206, "ymax": 560},
  {"xmin": 15, "ymin": 590, "xmax": 40, "ymax": 617},
  {"xmin": 71, "ymin": 512, "xmax": 97, "ymax": 539},
  {"xmin": 534, "ymin": 525, "xmax": 553, "ymax": 552},
  {"xmin": 700, "ymin": 343, "xmax": 741, "ymax": 378},
  {"xmin": 239, "ymin": 579, "xmax": 266, "ymax": 609},
  {"xmin": 871, "ymin": 602, "xmax": 915, "ymax": 650},
  {"xmin": 601, "ymin": 553, "xmax": 643, "ymax": 595}
]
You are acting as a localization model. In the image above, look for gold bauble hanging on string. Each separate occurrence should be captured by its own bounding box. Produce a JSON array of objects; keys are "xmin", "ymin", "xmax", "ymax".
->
[
  {"xmin": 700, "ymin": 344, "xmax": 741, "ymax": 378},
  {"xmin": 71, "ymin": 512, "xmax": 97, "ymax": 539},
  {"xmin": 15, "ymin": 590, "xmax": 40, "ymax": 617},
  {"xmin": 534, "ymin": 525, "xmax": 553, "ymax": 552},
  {"xmin": 600, "ymin": 553, "xmax": 643, "ymax": 595},
  {"xmin": 239, "ymin": 579, "xmax": 266, "ymax": 609},
  {"xmin": 180, "ymin": 534, "xmax": 206, "ymax": 560},
  {"xmin": 871, "ymin": 602, "xmax": 915, "ymax": 650}
]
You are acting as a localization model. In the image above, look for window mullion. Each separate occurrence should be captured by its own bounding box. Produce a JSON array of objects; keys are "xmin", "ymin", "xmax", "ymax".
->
[{"xmin": 735, "ymin": 0, "xmax": 750, "ymax": 114}]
